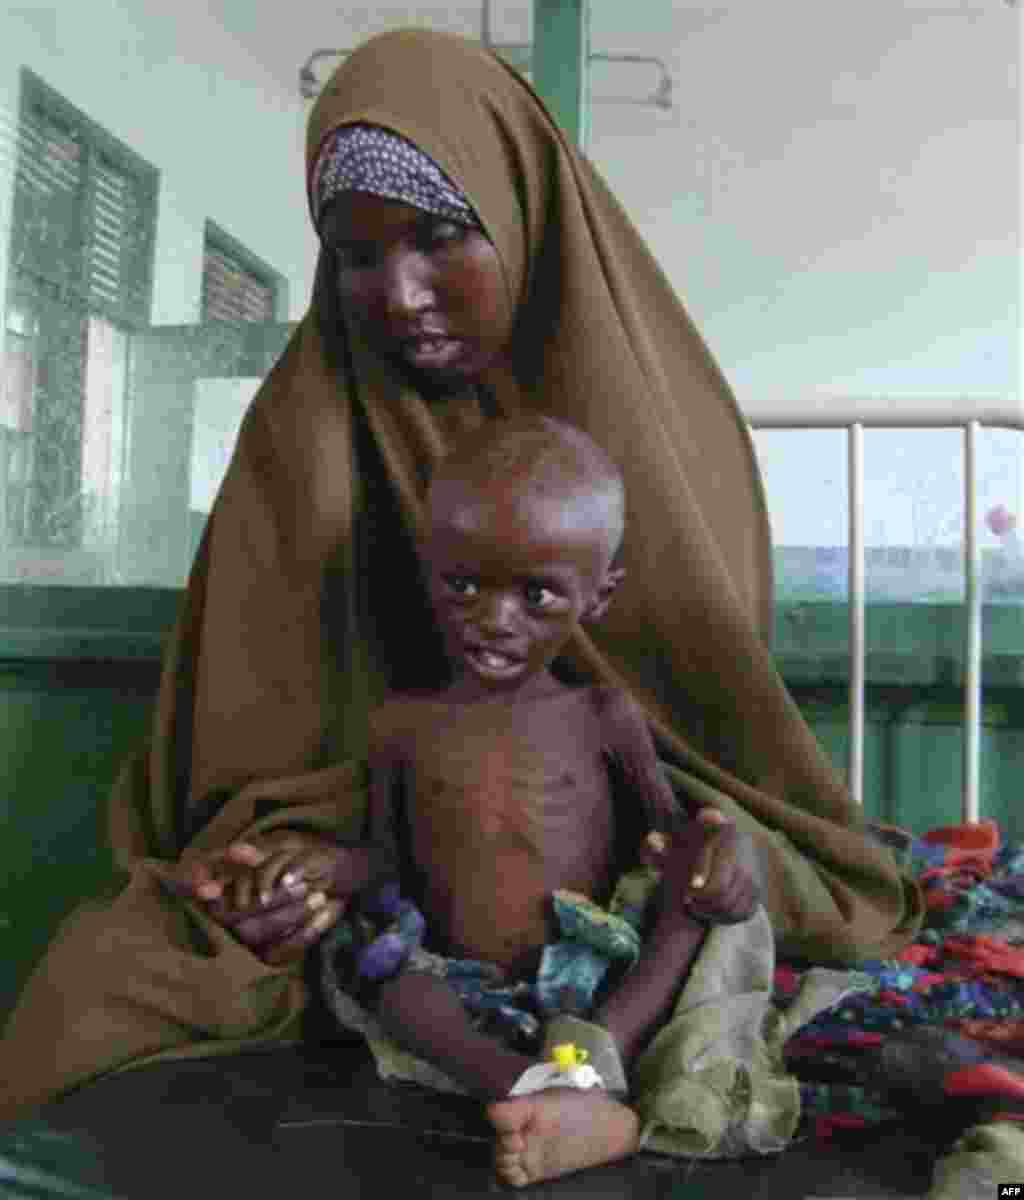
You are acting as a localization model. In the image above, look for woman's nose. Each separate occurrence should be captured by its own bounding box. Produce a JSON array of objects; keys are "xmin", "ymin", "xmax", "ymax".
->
[{"xmin": 382, "ymin": 253, "xmax": 432, "ymax": 318}]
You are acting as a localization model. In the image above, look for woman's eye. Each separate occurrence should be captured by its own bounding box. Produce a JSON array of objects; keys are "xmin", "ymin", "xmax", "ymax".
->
[
  {"xmin": 330, "ymin": 237, "xmax": 378, "ymax": 270},
  {"xmin": 422, "ymin": 221, "xmax": 465, "ymax": 252},
  {"xmin": 337, "ymin": 247, "xmax": 375, "ymax": 270},
  {"xmin": 524, "ymin": 583, "xmax": 558, "ymax": 609}
]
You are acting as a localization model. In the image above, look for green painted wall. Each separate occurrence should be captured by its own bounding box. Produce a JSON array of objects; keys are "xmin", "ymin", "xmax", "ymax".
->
[
  {"xmin": 787, "ymin": 684, "xmax": 1024, "ymax": 835},
  {"xmin": 0, "ymin": 661, "xmax": 157, "ymax": 1024},
  {"xmin": 532, "ymin": 0, "xmax": 589, "ymax": 147}
]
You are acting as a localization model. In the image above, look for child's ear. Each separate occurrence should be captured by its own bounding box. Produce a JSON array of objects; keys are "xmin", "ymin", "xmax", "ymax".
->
[{"xmin": 582, "ymin": 566, "xmax": 626, "ymax": 623}]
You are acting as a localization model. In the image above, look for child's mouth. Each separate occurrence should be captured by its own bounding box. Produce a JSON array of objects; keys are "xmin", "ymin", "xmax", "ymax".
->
[{"xmin": 463, "ymin": 646, "xmax": 526, "ymax": 679}]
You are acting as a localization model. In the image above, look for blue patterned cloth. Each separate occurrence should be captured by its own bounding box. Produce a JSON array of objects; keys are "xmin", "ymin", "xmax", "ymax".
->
[{"xmin": 321, "ymin": 866, "xmax": 661, "ymax": 1050}]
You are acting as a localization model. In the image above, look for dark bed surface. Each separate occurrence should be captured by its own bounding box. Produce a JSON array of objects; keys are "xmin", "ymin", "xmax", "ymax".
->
[{"xmin": 32, "ymin": 1043, "xmax": 942, "ymax": 1199}]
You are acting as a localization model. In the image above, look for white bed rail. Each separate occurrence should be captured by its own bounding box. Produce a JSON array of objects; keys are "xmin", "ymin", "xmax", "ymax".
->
[{"xmin": 744, "ymin": 396, "xmax": 1023, "ymax": 822}]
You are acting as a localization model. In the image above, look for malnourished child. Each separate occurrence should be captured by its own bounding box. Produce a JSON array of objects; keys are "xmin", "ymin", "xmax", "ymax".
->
[{"xmin": 228, "ymin": 415, "xmax": 763, "ymax": 1186}]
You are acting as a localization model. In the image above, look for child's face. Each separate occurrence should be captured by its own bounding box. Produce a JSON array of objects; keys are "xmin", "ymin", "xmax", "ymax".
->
[{"xmin": 423, "ymin": 480, "xmax": 621, "ymax": 693}]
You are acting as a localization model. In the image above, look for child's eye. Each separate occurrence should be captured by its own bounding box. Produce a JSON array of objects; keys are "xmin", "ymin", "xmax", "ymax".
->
[
  {"xmin": 524, "ymin": 582, "xmax": 558, "ymax": 609},
  {"xmin": 445, "ymin": 575, "xmax": 479, "ymax": 599}
]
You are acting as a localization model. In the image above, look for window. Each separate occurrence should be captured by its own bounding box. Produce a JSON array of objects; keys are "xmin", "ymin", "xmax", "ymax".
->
[
  {"xmin": 10, "ymin": 70, "xmax": 157, "ymax": 330},
  {"xmin": 2, "ymin": 70, "xmax": 157, "ymax": 568},
  {"xmin": 201, "ymin": 220, "xmax": 287, "ymax": 324}
]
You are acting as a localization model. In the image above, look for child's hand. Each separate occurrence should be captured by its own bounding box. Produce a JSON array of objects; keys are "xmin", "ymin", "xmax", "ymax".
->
[{"xmin": 643, "ymin": 809, "xmax": 762, "ymax": 925}]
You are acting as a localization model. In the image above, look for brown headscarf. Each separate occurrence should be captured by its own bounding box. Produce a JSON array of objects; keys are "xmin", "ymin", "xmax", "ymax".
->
[
  {"xmin": 0, "ymin": 25, "xmax": 923, "ymax": 1125},
  {"xmin": 154, "ymin": 26, "xmax": 919, "ymax": 949}
]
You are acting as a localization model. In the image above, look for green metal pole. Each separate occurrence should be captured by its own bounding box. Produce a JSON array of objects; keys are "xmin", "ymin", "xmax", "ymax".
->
[{"xmin": 532, "ymin": 0, "xmax": 590, "ymax": 150}]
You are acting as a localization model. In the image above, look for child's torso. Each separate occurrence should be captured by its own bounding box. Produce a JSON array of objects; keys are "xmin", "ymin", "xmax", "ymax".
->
[{"xmin": 381, "ymin": 687, "xmax": 617, "ymax": 971}]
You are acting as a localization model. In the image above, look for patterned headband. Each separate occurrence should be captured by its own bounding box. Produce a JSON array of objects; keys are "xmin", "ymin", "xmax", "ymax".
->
[{"xmin": 312, "ymin": 123, "xmax": 482, "ymax": 233}]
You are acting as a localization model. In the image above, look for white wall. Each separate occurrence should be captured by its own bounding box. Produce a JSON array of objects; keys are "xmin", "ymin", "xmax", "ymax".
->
[
  {"xmin": 586, "ymin": 2, "xmax": 1020, "ymax": 404},
  {"xmin": 581, "ymin": 1, "xmax": 1021, "ymax": 550},
  {"xmin": 0, "ymin": 0, "xmax": 318, "ymax": 327},
  {"xmin": 2, "ymin": 1, "xmax": 1016, "ymax": 382}
]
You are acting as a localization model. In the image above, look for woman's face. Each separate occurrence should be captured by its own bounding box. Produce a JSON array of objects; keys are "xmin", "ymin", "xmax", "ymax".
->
[{"xmin": 322, "ymin": 192, "xmax": 515, "ymax": 393}]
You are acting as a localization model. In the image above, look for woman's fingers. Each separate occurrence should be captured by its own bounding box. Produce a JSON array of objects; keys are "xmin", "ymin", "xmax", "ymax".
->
[
  {"xmin": 231, "ymin": 833, "xmax": 309, "ymax": 863},
  {"xmin": 234, "ymin": 869, "xmax": 256, "ymax": 911},
  {"xmin": 191, "ymin": 870, "xmax": 225, "ymax": 901},
  {"xmin": 223, "ymin": 842, "xmax": 269, "ymax": 868},
  {"xmin": 186, "ymin": 858, "xmax": 226, "ymax": 897},
  {"xmin": 164, "ymin": 841, "xmax": 321, "ymax": 929},
  {"xmin": 256, "ymin": 850, "xmax": 312, "ymax": 903},
  {"xmin": 220, "ymin": 842, "xmax": 273, "ymax": 909},
  {"xmin": 168, "ymin": 843, "xmax": 268, "ymax": 902},
  {"xmin": 163, "ymin": 858, "xmax": 231, "ymax": 903}
]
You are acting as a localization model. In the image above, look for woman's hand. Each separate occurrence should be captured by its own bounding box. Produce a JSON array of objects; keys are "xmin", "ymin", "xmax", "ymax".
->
[
  {"xmin": 219, "ymin": 837, "xmax": 378, "ymax": 909},
  {"xmin": 644, "ymin": 808, "xmax": 762, "ymax": 925},
  {"xmin": 161, "ymin": 836, "xmax": 347, "ymax": 966}
]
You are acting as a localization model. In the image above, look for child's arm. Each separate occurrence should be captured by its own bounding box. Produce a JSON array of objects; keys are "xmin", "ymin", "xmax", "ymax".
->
[
  {"xmin": 595, "ymin": 815, "xmax": 765, "ymax": 1068},
  {"xmin": 600, "ymin": 688, "xmax": 762, "ymax": 924},
  {"xmin": 599, "ymin": 687, "xmax": 686, "ymax": 838},
  {"xmin": 644, "ymin": 812, "xmax": 762, "ymax": 926}
]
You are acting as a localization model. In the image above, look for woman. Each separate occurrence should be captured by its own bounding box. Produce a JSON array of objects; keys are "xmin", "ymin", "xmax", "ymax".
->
[{"xmin": 0, "ymin": 27, "xmax": 922, "ymax": 1132}]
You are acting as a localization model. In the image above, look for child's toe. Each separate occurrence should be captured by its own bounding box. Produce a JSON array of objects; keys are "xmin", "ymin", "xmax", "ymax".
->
[
  {"xmin": 495, "ymin": 1159, "xmax": 529, "ymax": 1188},
  {"xmin": 496, "ymin": 1131, "xmax": 525, "ymax": 1154}
]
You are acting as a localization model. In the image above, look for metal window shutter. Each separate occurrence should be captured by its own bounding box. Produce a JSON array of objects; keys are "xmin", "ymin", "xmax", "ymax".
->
[
  {"xmin": 7, "ymin": 106, "xmax": 84, "ymax": 295},
  {"xmin": 202, "ymin": 245, "xmax": 274, "ymax": 323},
  {"xmin": 6, "ymin": 103, "xmax": 153, "ymax": 326},
  {"xmin": 87, "ymin": 152, "xmax": 153, "ymax": 322}
]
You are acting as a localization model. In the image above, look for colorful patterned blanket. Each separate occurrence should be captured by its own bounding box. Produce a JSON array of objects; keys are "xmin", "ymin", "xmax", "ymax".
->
[{"xmin": 778, "ymin": 820, "xmax": 1024, "ymax": 1147}]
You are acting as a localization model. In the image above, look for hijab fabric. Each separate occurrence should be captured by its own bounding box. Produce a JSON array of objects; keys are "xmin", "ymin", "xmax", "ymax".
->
[{"xmin": 158, "ymin": 27, "xmax": 919, "ymax": 956}]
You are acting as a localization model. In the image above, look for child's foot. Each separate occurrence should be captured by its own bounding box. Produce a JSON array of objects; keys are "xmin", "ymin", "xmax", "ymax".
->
[{"xmin": 487, "ymin": 1089, "xmax": 640, "ymax": 1188}]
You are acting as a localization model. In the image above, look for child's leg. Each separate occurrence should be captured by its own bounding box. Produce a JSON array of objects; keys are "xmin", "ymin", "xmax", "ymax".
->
[
  {"xmin": 375, "ymin": 967, "xmax": 642, "ymax": 1188},
  {"xmin": 485, "ymin": 882, "xmax": 701, "ymax": 1188},
  {"xmin": 627, "ymin": 907, "xmax": 797, "ymax": 1158},
  {"xmin": 593, "ymin": 909, "xmax": 705, "ymax": 1068},
  {"xmin": 372, "ymin": 970, "xmax": 537, "ymax": 1101}
]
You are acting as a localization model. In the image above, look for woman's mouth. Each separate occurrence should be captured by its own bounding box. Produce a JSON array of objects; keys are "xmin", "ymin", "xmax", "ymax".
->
[{"xmin": 401, "ymin": 337, "xmax": 466, "ymax": 371}]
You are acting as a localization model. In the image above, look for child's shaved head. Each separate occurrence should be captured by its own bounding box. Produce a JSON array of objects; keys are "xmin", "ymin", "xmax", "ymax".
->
[{"xmin": 428, "ymin": 416, "xmax": 626, "ymax": 563}]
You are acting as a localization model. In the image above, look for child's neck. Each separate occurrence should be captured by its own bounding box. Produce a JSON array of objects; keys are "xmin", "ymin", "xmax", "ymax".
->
[{"xmin": 440, "ymin": 667, "xmax": 569, "ymax": 705}]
